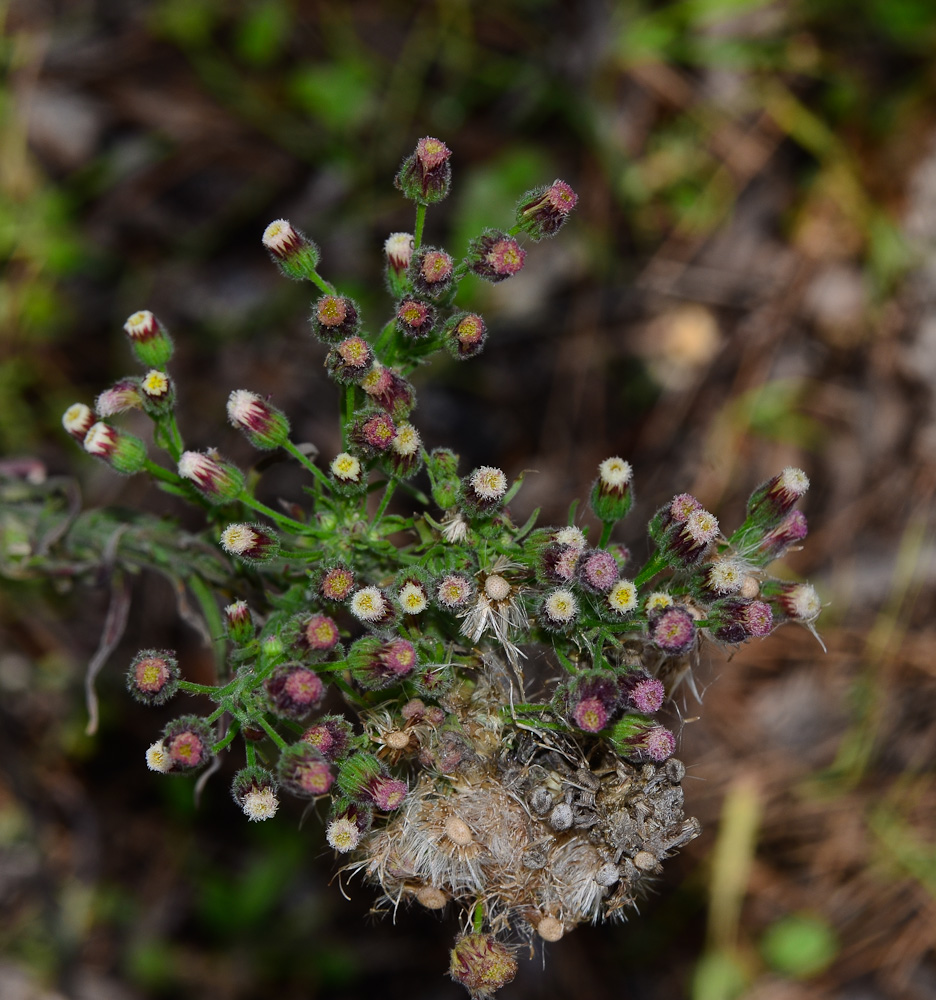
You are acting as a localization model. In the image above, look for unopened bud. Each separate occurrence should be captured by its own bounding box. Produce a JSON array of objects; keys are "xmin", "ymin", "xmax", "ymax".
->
[
  {"xmin": 178, "ymin": 450, "xmax": 244, "ymax": 502},
  {"xmin": 95, "ymin": 379, "xmax": 142, "ymax": 418},
  {"xmin": 590, "ymin": 456, "xmax": 634, "ymax": 522},
  {"xmin": 62, "ymin": 403, "xmax": 94, "ymax": 442},
  {"xmin": 219, "ymin": 522, "xmax": 279, "ymax": 563},
  {"xmin": 83, "ymin": 422, "xmax": 147, "ymax": 475},
  {"xmin": 449, "ymin": 933, "xmax": 517, "ymax": 997},
  {"xmin": 226, "ymin": 389, "xmax": 290, "ymax": 449},
  {"xmin": 262, "ymin": 219, "xmax": 320, "ymax": 281},
  {"xmin": 224, "ymin": 600, "xmax": 254, "ymax": 645},
  {"xmin": 124, "ymin": 310, "xmax": 173, "ymax": 368},
  {"xmin": 515, "ymin": 178, "xmax": 578, "ymax": 241},
  {"xmin": 394, "ymin": 136, "xmax": 452, "ymax": 205}
]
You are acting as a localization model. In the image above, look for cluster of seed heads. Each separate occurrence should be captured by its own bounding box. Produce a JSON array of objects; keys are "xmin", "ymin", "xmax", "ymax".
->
[{"xmin": 62, "ymin": 138, "xmax": 822, "ymax": 998}]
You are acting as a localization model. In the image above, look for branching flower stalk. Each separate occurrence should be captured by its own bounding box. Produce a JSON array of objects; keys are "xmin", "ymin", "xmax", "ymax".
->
[{"xmin": 54, "ymin": 139, "xmax": 822, "ymax": 997}]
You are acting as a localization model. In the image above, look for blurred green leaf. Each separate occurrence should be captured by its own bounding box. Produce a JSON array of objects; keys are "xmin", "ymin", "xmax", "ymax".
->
[
  {"xmin": 235, "ymin": 0, "xmax": 291, "ymax": 67},
  {"xmin": 692, "ymin": 950, "xmax": 748, "ymax": 1000},
  {"xmin": 288, "ymin": 60, "xmax": 376, "ymax": 130},
  {"xmin": 760, "ymin": 913, "xmax": 839, "ymax": 978},
  {"xmin": 150, "ymin": 0, "xmax": 219, "ymax": 45}
]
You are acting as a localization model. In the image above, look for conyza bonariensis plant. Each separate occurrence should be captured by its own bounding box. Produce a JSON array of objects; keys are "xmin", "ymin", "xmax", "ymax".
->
[{"xmin": 63, "ymin": 138, "xmax": 822, "ymax": 998}]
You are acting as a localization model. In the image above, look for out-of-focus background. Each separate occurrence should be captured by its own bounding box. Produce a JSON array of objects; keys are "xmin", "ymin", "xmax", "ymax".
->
[{"xmin": 2, "ymin": 1, "xmax": 935, "ymax": 998}]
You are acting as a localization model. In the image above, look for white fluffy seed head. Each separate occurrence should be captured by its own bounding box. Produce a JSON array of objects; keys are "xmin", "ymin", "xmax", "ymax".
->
[
  {"xmin": 598, "ymin": 456, "xmax": 632, "ymax": 489},
  {"xmin": 350, "ymin": 587, "xmax": 386, "ymax": 622},
  {"xmin": 241, "ymin": 786, "xmax": 279, "ymax": 822},
  {"xmin": 145, "ymin": 741, "xmax": 172, "ymax": 773},
  {"xmin": 470, "ymin": 466, "xmax": 507, "ymax": 500}
]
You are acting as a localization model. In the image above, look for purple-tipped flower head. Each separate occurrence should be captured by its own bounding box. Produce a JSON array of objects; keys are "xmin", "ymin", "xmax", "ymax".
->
[
  {"xmin": 320, "ymin": 564, "xmax": 355, "ymax": 602},
  {"xmin": 95, "ymin": 379, "xmax": 142, "ymax": 418},
  {"xmin": 444, "ymin": 312, "xmax": 487, "ymax": 360},
  {"xmin": 578, "ymin": 548, "xmax": 620, "ymax": 593},
  {"xmin": 304, "ymin": 614, "xmax": 340, "ymax": 652},
  {"xmin": 311, "ymin": 294, "xmax": 360, "ymax": 342},
  {"xmin": 351, "ymin": 412, "xmax": 397, "ymax": 455},
  {"xmin": 396, "ymin": 297, "xmax": 436, "ymax": 339},
  {"xmin": 650, "ymin": 606, "xmax": 697, "ymax": 655},
  {"xmin": 162, "ymin": 715, "xmax": 212, "ymax": 771},
  {"xmin": 326, "ymin": 336, "xmax": 374, "ymax": 385},
  {"xmin": 348, "ymin": 636, "xmax": 417, "ymax": 690},
  {"xmin": 563, "ymin": 670, "xmax": 620, "ymax": 733},
  {"xmin": 368, "ymin": 774, "xmax": 408, "ymax": 811},
  {"xmin": 515, "ymin": 179, "xmax": 578, "ymax": 241},
  {"xmin": 277, "ymin": 744, "xmax": 335, "ymax": 798},
  {"xmin": 619, "ymin": 671, "xmax": 666, "ymax": 714},
  {"xmin": 610, "ymin": 715, "xmax": 676, "ymax": 762},
  {"xmin": 436, "ymin": 573, "xmax": 475, "ymax": 610},
  {"xmin": 709, "ymin": 599, "xmax": 774, "ymax": 644},
  {"xmin": 411, "ymin": 246, "xmax": 454, "ymax": 297},
  {"xmin": 360, "ymin": 366, "xmax": 415, "ymax": 420},
  {"xmin": 302, "ymin": 715, "xmax": 355, "ymax": 762},
  {"xmin": 394, "ymin": 137, "xmax": 452, "ymax": 204},
  {"xmin": 264, "ymin": 664, "xmax": 325, "ymax": 719},
  {"xmin": 757, "ymin": 510, "xmax": 808, "ymax": 563},
  {"xmin": 467, "ymin": 230, "xmax": 526, "ymax": 282},
  {"xmin": 127, "ymin": 649, "xmax": 179, "ymax": 705}
]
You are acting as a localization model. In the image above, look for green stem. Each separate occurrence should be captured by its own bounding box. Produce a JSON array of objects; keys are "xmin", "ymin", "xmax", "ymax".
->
[
  {"xmin": 205, "ymin": 704, "xmax": 227, "ymax": 725},
  {"xmin": 370, "ymin": 478, "xmax": 397, "ymax": 527},
  {"xmin": 211, "ymin": 720, "xmax": 240, "ymax": 755},
  {"xmin": 372, "ymin": 318, "xmax": 397, "ymax": 359},
  {"xmin": 598, "ymin": 521, "xmax": 615, "ymax": 549},
  {"xmin": 634, "ymin": 549, "xmax": 670, "ymax": 589},
  {"xmin": 257, "ymin": 715, "xmax": 288, "ymax": 751},
  {"xmin": 342, "ymin": 385, "xmax": 355, "ymax": 446},
  {"xmin": 308, "ymin": 270, "xmax": 337, "ymax": 296},
  {"xmin": 472, "ymin": 900, "xmax": 485, "ymax": 933},
  {"xmin": 283, "ymin": 439, "xmax": 330, "ymax": 489},
  {"xmin": 156, "ymin": 412, "xmax": 185, "ymax": 462},
  {"xmin": 179, "ymin": 678, "xmax": 237, "ymax": 697},
  {"xmin": 414, "ymin": 203, "xmax": 427, "ymax": 251},
  {"xmin": 144, "ymin": 459, "xmax": 183, "ymax": 487},
  {"xmin": 245, "ymin": 742, "xmax": 257, "ymax": 767},
  {"xmin": 238, "ymin": 492, "xmax": 309, "ymax": 534},
  {"xmin": 188, "ymin": 573, "xmax": 227, "ymax": 672}
]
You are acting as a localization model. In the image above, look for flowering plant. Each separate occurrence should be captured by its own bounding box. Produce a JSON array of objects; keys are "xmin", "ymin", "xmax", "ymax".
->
[{"xmin": 59, "ymin": 138, "xmax": 820, "ymax": 997}]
